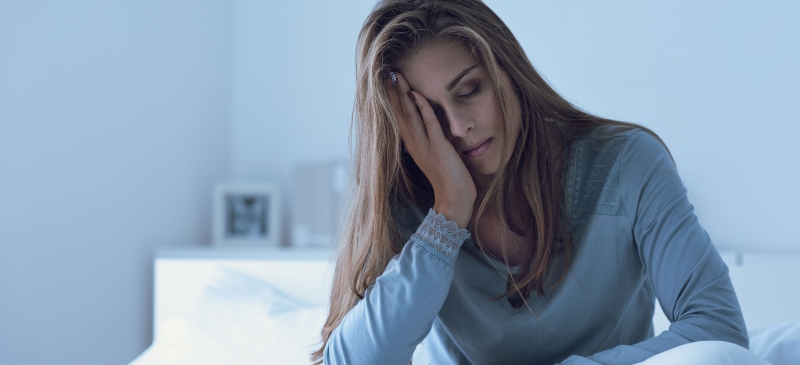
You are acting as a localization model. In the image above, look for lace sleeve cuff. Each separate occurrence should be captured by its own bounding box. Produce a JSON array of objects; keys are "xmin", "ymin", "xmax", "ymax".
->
[{"xmin": 410, "ymin": 208, "xmax": 471, "ymax": 265}]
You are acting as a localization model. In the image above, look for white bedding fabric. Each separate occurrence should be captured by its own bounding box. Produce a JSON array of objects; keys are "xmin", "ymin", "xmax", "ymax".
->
[
  {"xmin": 749, "ymin": 321, "xmax": 800, "ymax": 365},
  {"xmin": 129, "ymin": 267, "xmax": 798, "ymax": 365},
  {"xmin": 634, "ymin": 341, "xmax": 770, "ymax": 365},
  {"xmin": 132, "ymin": 267, "xmax": 328, "ymax": 364}
]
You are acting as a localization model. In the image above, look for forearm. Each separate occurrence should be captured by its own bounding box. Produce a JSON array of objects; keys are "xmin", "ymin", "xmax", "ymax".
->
[
  {"xmin": 323, "ymin": 209, "xmax": 470, "ymax": 365},
  {"xmin": 556, "ymin": 330, "xmax": 691, "ymax": 365},
  {"xmin": 559, "ymin": 316, "xmax": 748, "ymax": 365}
]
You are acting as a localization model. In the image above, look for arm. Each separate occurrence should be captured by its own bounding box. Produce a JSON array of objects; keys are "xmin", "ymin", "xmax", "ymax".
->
[
  {"xmin": 560, "ymin": 130, "xmax": 748, "ymax": 365},
  {"xmin": 323, "ymin": 208, "xmax": 470, "ymax": 365}
]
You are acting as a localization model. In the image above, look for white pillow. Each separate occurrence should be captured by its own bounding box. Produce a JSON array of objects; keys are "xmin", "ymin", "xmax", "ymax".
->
[
  {"xmin": 749, "ymin": 321, "xmax": 800, "ymax": 365},
  {"xmin": 635, "ymin": 341, "xmax": 770, "ymax": 365},
  {"xmin": 131, "ymin": 316, "xmax": 243, "ymax": 365},
  {"xmin": 131, "ymin": 267, "xmax": 328, "ymax": 365}
]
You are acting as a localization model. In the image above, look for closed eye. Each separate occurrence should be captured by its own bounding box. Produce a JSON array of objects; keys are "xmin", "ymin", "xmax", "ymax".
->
[{"xmin": 458, "ymin": 84, "xmax": 481, "ymax": 99}]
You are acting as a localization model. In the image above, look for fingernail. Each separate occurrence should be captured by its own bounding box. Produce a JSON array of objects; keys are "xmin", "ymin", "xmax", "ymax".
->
[
  {"xmin": 407, "ymin": 91, "xmax": 416, "ymax": 101},
  {"xmin": 389, "ymin": 71, "xmax": 397, "ymax": 85}
]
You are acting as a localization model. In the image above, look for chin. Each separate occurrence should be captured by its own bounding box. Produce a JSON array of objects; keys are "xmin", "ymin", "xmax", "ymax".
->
[
  {"xmin": 480, "ymin": 159, "xmax": 503, "ymax": 174},
  {"xmin": 475, "ymin": 167, "xmax": 498, "ymax": 176},
  {"xmin": 467, "ymin": 164, "xmax": 500, "ymax": 180}
]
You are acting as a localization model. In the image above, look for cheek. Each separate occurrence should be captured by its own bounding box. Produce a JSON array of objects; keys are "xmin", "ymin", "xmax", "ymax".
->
[{"xmin": 485, "ymin": 97, "xmax": 506, "ymax": 134}]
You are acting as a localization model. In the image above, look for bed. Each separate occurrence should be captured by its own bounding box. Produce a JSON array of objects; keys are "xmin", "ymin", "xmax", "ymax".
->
[{"xmin": 128, "ymin": 247, "xmax": 800, "ymax": 365}]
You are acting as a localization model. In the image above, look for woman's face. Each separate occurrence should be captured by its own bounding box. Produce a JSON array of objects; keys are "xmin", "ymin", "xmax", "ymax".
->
[{"xmin": 399, "ymin": 40, "xmax": 521, "ymax": 187}]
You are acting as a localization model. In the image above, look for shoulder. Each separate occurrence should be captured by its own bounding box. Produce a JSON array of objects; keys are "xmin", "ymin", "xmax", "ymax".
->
[
  {"xmin": 574, "ymin": 123, "xmax": 665, "ymax": 150},
  {"xmin": 568, "ymin": 124, "xmax": 645, "ymax": 183},
  {"xmin": 570, "ymin": 124, "xmax": 637, "ymax": 165},
  {"xmin": 612, "ymin": 127, "xmax": 687, "ymax": 221},
  {"xmin": 615, "ymin": 127, "xmax": 677, "ymax": 190},
  {"xmin": 577, "ymin": 123, "xmax": 678, "ymax": 192},
  {"xmin": 572, "ymin": 124, "xmax": 671, "ymax": 170},
  {"xmin": 566, "ymin": 124, "xmax": 672, "ymax": 219}
]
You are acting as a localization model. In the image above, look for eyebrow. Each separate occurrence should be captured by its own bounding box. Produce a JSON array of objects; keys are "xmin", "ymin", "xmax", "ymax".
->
[{"xmin": 446, "ymin": 64, "xmax": 479, "ymax": 92}]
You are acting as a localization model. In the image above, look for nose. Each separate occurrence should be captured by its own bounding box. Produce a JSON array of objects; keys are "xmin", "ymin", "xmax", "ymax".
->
[{"xmin": 441, "ymin": 108, "xmax": 473, "ymax": 138}]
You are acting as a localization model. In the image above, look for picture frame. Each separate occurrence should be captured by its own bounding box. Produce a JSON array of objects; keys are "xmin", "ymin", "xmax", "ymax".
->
[{"xmin": 213, "ymin": 183, "xmax": 281, "ymax": 247}]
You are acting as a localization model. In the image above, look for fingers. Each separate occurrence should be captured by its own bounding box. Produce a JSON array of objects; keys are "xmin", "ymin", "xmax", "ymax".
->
[
  {"xmin": 407, "ymin": 90, "xmax": 446, "ymax": 146},
  {"xmin": 386, "ymin": 71, "xmax": 449, "ymax": 153},
  {"xmin": 392, "ymin": 72, "xmax": 428, "ymax": 142}
]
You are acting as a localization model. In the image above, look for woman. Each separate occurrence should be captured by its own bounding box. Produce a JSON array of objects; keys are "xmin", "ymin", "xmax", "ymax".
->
[{"xmin": 313, "ymin": 0, "xmax": 760, "ymax": 364}]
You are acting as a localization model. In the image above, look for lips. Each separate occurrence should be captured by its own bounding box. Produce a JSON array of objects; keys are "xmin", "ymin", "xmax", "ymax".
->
[{"xmin": 463, "ymin": 138, "xmax": 492, "ymax": 158}]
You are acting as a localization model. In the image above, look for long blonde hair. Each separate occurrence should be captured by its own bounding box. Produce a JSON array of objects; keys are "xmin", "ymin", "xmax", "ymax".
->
[{"xmin": 312, "ymin": 0, "xmax": 662, "ymax": 362}]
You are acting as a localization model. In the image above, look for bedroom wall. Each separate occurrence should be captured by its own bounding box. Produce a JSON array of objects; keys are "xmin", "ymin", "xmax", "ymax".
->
[
  {"xmin": 232, "ymin": 0, "xmax": 799, "ymax": 251},
  {"xmin": 228, "ymin": 0, "xmax": 371, "ymax": 245},
  {"xmin": 0, "ymin": 1, "xmax": 230, "ymax": 364}
]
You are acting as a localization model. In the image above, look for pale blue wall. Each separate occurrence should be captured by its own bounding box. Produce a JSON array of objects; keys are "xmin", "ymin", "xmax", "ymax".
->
[
  {"xmin": 229, "ymin": 0, "xmax": 371, "ymax": 245},
  {"xmin": 0, "ymin": 1, "xmax": 230, "ymax": 364}
]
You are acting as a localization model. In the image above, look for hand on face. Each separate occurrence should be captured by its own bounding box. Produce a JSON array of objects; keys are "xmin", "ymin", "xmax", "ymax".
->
[{"xmin": 386, "ymin": 71, "xmax": 476, "ymax": 228}]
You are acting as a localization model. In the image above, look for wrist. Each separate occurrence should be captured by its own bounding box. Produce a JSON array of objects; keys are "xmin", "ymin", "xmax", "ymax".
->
[{"xmin": 432, "ymin": 202, "xmax": 472, "ymax": 229}]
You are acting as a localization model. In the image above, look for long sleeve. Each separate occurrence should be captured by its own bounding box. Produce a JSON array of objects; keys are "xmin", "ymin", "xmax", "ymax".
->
[
  {"xmin": 560, "ymin": 130, "xmax": 749, "ymax": 365},
  {"xmin": 323, "ymin": 209, "xmax": 470, "ymax": 365}
]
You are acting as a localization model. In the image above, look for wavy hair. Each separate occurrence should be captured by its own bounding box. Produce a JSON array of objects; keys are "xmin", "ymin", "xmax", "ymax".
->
[{"xmin": 312, "ymin": 0, "xmax": 663, "ymax": 362}]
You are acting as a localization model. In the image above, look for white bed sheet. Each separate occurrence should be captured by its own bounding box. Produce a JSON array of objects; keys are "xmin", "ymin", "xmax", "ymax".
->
[{"xmin": 130, "ymin": 249, "xmax": 800, "ymax": 365}]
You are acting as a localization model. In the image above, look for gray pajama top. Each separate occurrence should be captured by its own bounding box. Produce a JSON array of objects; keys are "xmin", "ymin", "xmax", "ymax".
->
[{"xmin": 323, "ymin": 125, "xmax": 748, "ymax": 364}]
